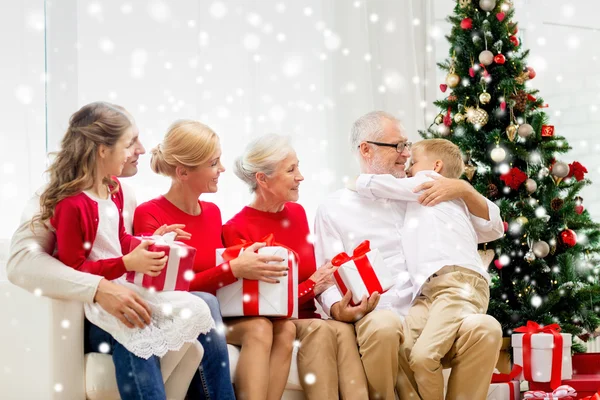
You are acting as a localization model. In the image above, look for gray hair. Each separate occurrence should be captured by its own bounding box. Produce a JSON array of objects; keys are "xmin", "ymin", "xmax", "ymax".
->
[
  {"xmin": 234, "ymin": 133, "xmax": 295, "ymax": 192},
  {"xmin": 350, "ymin": 111, "xmax": 401, "ymax": 153}
]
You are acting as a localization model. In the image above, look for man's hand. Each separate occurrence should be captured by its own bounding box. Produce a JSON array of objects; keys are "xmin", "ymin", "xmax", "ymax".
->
[
  {"xmin": 330, "ymin": 290, "xmax": 380, "ymax": 322},
  {"xmin": 94, "ymin": 279, "xmax": 152, "ymax": 329},
  {"xmin": 413, "ymin": 174, "xmax": 469, "ymax": 207}
]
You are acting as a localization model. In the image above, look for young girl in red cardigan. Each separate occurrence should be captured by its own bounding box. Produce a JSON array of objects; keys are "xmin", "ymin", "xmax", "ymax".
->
[{"xmin": 35, "ymin": 102, "xmax": 214, "ymax": 399}]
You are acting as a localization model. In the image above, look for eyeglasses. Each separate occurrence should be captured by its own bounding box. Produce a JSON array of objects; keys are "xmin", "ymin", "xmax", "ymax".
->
[{"xmin": 364, "ymin": 141, "xmax": 412, "ymax": 153}]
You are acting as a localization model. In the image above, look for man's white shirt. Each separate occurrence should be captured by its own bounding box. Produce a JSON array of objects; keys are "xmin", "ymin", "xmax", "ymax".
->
[{"xmin": 314, "ymin": 172, "xmax": 503, "ymax": 318}]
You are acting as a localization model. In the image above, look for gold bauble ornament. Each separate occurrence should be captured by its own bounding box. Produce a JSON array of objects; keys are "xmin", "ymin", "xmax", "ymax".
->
[
  {"xmin": 454, "ymin": 113, "xmax": 465, "ymax": 123},
  {"xmin": 465, "ymin": 106, "xmax": 489, "ymax": 126},
  {"xmin": 479, "ymin": 92, "xmax": 492, "ymax": 104},
  {"xmin": 464, "ymin": 163, "xmax": 477, "ymax": 181},
  {"xmin": 435, "ymin": 114, "xmax": 443, "ymax": 125},
  {"xmin": 506, "ymin": 124, "xmax": 518, "ymax": 142},
  {"xmin": 459, "ymin": 0, "xmax": 471, "ymax": 8},
  {"xmin": 446, "ymin": 73, "xmax": 460, "ymax": 88},
  {"xmin": 516, "ymin": 216, "xmax": 529, "ymax": 225}
]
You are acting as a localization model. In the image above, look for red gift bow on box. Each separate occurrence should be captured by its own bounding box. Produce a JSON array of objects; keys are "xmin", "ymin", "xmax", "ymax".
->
[
  {"xmin": 492, "ymin": 365, "xmax": 523, "ymax": 400},
  {"xmin": 514, "ymin": 321, "xmax": 564, "ymax": 390},
  {"xmin": 332, "ymin": 240, "xmax": 384, "ymax": 305},
  {"xmin": 523, "ymin": 384, "xmax": 577, "ymax": 399},
  {"xmin": 221, "ymin": 234, "xmax": 296, "ymax": 317}
]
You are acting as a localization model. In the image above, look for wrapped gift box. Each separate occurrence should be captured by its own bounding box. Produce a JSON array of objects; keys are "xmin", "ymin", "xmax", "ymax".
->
[
  {"xmin": 126, "ymin": 233, "xmax": 196, "ymax": 291},
  {"xmin": 487, "ymin": 380, "xmax": 520, "ymax": 400},
  {"xmin": 216, "ymin": 246, "xmax": 298, "ymax": 318},
  {"xmin": 512, "ymin": 331, "xmax": 573, "ymax": 384},
  {"xmin": 572, "ymin": 353, "xmax": 600, "ymax": 375},
  {"xmin": 332, "ymin": 241, "xmax": 396, "ymax": 305}
]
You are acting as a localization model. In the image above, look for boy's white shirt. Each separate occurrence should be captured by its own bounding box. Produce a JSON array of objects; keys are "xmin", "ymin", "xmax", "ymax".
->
[
  {"xmin": 356, "ymin": 170, "xmax": 498, "ymax": 300},
  {"xmin": 6, "ymin": 182, "xmax": 137, "ymax": 303}
]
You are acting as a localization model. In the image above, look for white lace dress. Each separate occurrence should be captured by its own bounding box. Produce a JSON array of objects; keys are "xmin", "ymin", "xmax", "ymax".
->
[{"xmin": 83, "ymin": 192, "xmax": 214, "ymax": 360}]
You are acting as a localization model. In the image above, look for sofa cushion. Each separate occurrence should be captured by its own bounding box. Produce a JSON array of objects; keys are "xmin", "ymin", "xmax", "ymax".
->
[{"xmin": 227, "ymin": 344, "xmax": 302, "ymax": 391}]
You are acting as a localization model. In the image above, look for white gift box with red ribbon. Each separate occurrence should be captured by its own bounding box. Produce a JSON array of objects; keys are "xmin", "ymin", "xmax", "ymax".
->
[
  {"xmin": 126, "ymin": 233, "xmax": 196, "ymax": 291},
  {"xmin": 215, "ymin": 246, "xmax": 298, "ymax": 318}
]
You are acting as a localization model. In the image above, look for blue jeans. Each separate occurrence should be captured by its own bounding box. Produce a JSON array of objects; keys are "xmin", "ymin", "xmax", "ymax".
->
[
  {"xmin": 85, "ymin": 292, "xmax": 235, "ymax": 400},
  {"xmin": 85, "ymin": 320, "xmax": 166, "ymax": 400},
  {"xmin": 188, "ymin": 291, "xmax": 236, "ymax": 400}
]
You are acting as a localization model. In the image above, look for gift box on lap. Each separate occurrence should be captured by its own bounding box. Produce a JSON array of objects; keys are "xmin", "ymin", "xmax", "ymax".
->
[
  {"xmin": 126, "ymin": 233, "xmax": 196, "ymax": 291},
  {"xmin": 512, "ymin": 321, "xmax": 572, "ymax": 389},
  {"xmin": 332, "ymin": 240, "xmax": 396, "ymax": 306},
  {"xmin": 216, "ymin": 236, "xmax": 298, "ymax": 318}
]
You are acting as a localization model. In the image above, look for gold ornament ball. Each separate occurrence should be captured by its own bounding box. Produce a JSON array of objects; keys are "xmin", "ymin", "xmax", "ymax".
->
[
  {"xmin": 454, "ymin": 113, "xmax": 465, "ymax": 123},
  {"xmin": 479, "ymin": 92, "xmax": 492, "ymax": 104},
  {"xmin": 516, "ymin": 216, "xmax": 529, "ymax": 225},
  {"xmin": 466, "ymin": 107, "xmax": 489, "ymax": 126},
  {"xmin": 435, "ymin": 114, "xmax": 443, "ymax": 125},
  {"xmin": 446, "ymin": 73, "xmax": 460, "ymax": 88},
  {"xmin": 518, "ymin": 123, "xmax": 534, "ymax": 138}
]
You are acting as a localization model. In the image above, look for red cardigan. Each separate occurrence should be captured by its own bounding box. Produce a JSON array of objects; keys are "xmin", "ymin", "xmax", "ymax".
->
[
  {"xmin": 222, "ymin": 203, "xmax": 319, "ymax": 319},
  {"xmin": 50, "ymin": 180, "xmax": 132, "ymax": 280},
  {"xmin": 133, "ymin": 196, "xmax": 237, "ymax": 294}
]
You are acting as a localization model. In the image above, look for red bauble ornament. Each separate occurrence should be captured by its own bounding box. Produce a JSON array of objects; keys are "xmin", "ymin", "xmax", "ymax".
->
[
  {"xmin": 509, "ymin": 35, "xmax": 520, "ymax": 46},
  {"xmin": 440, "ymin": 84, "xmax": 448, "ymax": 93},
  {"xmin": 575, "ymin": 205, "xmax": 584, "ymax": 215},
  {"xmin": 560, "ymin": 229, "xmax": 577, "ymax": 247},
  {"xmin": 527, "ymin": 66, "xmax": 536, "ymax": 79},
  {"xmin": 461, "ymin": 18, "xmax": 473, "ymax": 30},
  {"xmin": 494, "ymin": 260, "xmax": 503, "ymax": 270},
  {"xmin": 494, "ymin": 54, "xmax": 506, "ymax": 64},
  {"xmin": 503, "ymin": 221, "xmax": 509, "ymax": 232},
  {"xmin": 469, "ymin": 67, "xmax": 475, "ymax": 77},
  {"xmin": 496, "ymin": 12, "xmax": 506, "ymax": 21},
  {"xmin": 500, "ymin": 101, "xmax": 507, "ymax": 111}
]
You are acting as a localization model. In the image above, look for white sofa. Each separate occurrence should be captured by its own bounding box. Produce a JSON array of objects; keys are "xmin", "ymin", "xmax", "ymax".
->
[{"xmin": 0, "ymin": 280, "xmax": 305, "ymax": 400}]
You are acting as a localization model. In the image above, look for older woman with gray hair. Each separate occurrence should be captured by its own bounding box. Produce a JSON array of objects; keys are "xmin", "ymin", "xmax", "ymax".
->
[{"xmin": 222, "ymin": 134, "xmax": 369, "ymax": 400}]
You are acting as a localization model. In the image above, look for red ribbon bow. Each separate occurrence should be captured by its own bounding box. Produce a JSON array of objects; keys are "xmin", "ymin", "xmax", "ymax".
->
[
  {"xmin": 332, "ymin": 240, "xmax": 384, "ymax": 305},
  {"xmin": 514, "ymin": 321, "xmax": 564, "ymax": 390},
  {"xmin": 221, "ymin": 234, "xmax": 296, "ymax": 317},
  {"xmin": 492, "ymin": 365, "xmax": 523, "ymax": 400}
]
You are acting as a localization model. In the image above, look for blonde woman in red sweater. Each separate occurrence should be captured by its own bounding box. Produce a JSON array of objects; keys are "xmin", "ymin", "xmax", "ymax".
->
[
  {"xmin": 134, "ymin": 121, "xmax": 295, "ymax": 400},
  {"xmin": 222, "ymin": 134, "xmax": 369, "ymax": 400}
]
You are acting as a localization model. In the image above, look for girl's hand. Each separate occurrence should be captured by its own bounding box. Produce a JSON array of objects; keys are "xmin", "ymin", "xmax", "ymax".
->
[
  {"xmin": 153, "ymin": 224, "xmax": 192, "ymax": 241},
  {"xmin": 123, "ymin": 240, "xmax": 168, "ymax": 277}
]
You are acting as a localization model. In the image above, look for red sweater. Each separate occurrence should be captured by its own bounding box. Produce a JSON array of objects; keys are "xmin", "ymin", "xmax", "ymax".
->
[
  {"xmin": 222, "ymin": 203, "xmax": 319, "ymax": 319},
  {"xmin": 50, "ymin": 180, "xmax": 132, "ymax": 280},
  {"xmin": 133, "ymin": 196, "xmax": 237, "ymax": 294}
]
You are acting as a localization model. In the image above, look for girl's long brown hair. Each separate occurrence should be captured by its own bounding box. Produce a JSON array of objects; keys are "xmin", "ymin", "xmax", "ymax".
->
[{"xmin": 34, "ymin": 102, "xmax": 132, "ymax": 228}]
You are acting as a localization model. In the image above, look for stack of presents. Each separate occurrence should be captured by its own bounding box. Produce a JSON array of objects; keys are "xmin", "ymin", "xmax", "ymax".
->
[{"xmin": 488, "ymin": 321, "xmax": 600, "ymax": 400}]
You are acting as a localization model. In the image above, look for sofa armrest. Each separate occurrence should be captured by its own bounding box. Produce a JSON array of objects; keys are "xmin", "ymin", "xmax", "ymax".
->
[{"xmin": 0, "ymin": 280, "xmax": 86, "ymax": 400}]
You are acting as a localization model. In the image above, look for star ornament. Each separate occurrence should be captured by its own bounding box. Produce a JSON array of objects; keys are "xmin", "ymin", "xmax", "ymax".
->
[{"xmin": 500, "ymin": 167, "xmax": 528, "ymax": 190}]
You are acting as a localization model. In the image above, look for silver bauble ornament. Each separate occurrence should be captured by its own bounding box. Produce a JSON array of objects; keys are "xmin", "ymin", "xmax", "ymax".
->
[
  {"xmin": 479, "ymin": 50, "xmax": 494, "ymax": 66},
  {"xmin": 532, "ymin": 241, "xmax": 550, "ymax": 258},
  {"xmin": 524, "ymin": 250, "xmax": 536, "ymax": 263},
  {"xmin": 518, "ymin": 123, "xmax": 534, "ymax": 138},
  {"xmin": 479, "ymin": 0, "xmax": 497, "ymax": 12},
  {"xmin": 525, "ymin": 178, "xmax": 537, "ymax": 193},
  {"xmin": 552, "ymin": 162, "xmax": 570, "ymax": 178},
  {"xmin": 490, "ymin": 146, "xmax": 506, "ymax": 162},
  {"xmin": 539, "ymin": 167, "xmax": 550, "ymax": 178}
]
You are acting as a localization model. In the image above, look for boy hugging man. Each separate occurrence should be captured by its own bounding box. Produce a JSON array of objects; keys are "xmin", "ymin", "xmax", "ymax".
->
[{"xmin": 355, "ymin": 138, "xmax": 502, "ymax": 400}]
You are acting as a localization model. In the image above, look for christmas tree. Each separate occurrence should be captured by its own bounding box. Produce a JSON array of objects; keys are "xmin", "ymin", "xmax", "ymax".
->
[{"xmin": 422, "ymin": 0, "xmax": 600, "ymax": 349}]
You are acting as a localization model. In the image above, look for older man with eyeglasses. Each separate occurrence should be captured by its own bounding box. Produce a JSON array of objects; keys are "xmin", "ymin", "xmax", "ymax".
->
[{"xmin": 314, "ymin": 111, "xmax": 503, "ymax": 399}]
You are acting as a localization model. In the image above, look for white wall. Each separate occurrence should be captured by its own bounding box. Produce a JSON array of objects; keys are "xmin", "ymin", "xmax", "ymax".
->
[{"xmin": 0, "ymin": 0, "xmax": 47, "ymax": 279}]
